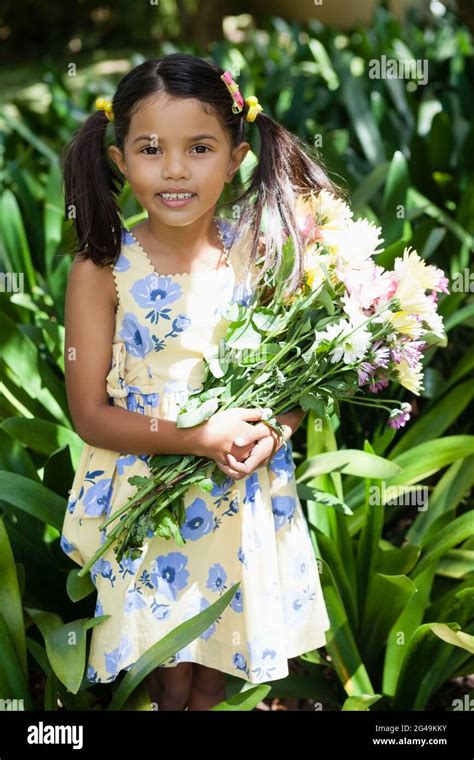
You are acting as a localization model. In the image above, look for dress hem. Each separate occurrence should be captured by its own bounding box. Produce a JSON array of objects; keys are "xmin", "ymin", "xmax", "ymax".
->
[{"xmin": 87, "ymin": 626, "xmax": 331, "ymax": 688}]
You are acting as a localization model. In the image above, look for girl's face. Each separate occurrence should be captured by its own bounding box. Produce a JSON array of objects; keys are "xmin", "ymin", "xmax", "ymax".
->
[{"xmin": 108, "ymin": 92, "xmax": 250, "ymax": 225}]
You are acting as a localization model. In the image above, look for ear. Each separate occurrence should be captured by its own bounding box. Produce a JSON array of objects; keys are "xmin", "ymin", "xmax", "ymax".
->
[
  {"xmin": 108, "ymin": 145, "xmax": 128, "ymax": 178},
  {"xmin": 225, "ymin": 141, "xmax": 251, "ymax": 184}
]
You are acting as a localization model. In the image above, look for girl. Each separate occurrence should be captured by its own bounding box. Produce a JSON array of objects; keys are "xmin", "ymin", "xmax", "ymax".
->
[{"xmin": 60, "ymin": 52, "xmax": 339, "ymax": 711}]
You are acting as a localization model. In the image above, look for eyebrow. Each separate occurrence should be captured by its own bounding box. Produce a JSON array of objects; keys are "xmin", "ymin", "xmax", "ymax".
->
[{"xmin": 132, "ymin": 133, "xmax": 219, "ymax": 144}]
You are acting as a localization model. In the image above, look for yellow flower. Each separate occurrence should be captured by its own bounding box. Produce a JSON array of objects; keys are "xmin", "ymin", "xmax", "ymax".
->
[
  {"xmin": 396, "ymin": 358, "xmax": 424, "ymax": 395},
  {"xmin": 386, "ymin": 311, "xmax": 423, "ymax": 338},
  {"xmin": 394, "ymin": 247, "xmax": 445, "ymax": 290},
  {"xmin": 304, "ymin": 250, "xmax": 331, "ymax": 290}
]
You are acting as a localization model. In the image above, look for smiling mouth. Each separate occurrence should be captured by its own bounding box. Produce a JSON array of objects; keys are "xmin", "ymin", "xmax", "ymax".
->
[{"xmin": 157, "ymin": 192, "xmax": 197, "ymax": 200}]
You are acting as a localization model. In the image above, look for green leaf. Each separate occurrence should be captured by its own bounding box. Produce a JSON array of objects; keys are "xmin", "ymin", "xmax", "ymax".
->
[
  {"xmin": 66, "ymin": 569, "xmax": 95, "ymax": 602},
  {"xmin": 197, "ymin": 478, "xmax": 214, "ymax": 494},
  {"xmin": 175, "ymin": 398, "xmax": 219, "ymax": 428},
  {"xmin": 412, "ymin": 511, "xmax": 474, "ymax": 578},
  {"xmin": 299, "ymin": 391, "xmax": 328, "ymax": 417},
  {"xmin": 0, "ymin": 614, "xmax": 33, "ymax": 708},
  {"xmin": 26, "ymin": 637, "xmax": 91, "ymax": 710},
  {"xmin": 107, "ymin": 582, "xmax": 241, "ymax": 710},
  {"xmin": 0, "ymin": 188, "xmax": 37, "ymax": 290},
  {"xmin": 210, "ymin": 684, "xmax": 272, "ymax": 711},
  {"xmin": 0, "ymin": 518, "xmax": 27, "ymax": 674},
  {"xmin": 376, "ymin": 545, "xmax": 421, "ymax": 576},
  {"xmin": 342, "ymin": 694, "xmax": 383, "ymax": 711},
  {"xmin": 437, "ymin": 550, "xmax": 474, "ymax": 579},
  {"xmin": 0, "ymin": 314, "xmax": 68, "ymax": 424},
  {"xmin": 318, "ymin": 559, "xmax": 374, "ymax": 696},
  {"xmin": 310, "ymin": 524, "xmax": 358, "ymax": 632},
  {"xmin": 338, "ymin": 54, "xmax": 385, "ymax": 165},
  {"xmin": 226, "ymin": 320, "xmax": 262, "ymax": 350},
  {"xmin": 298, "ymin": 484, "xmax": 352, "ymax": 514},
  {"xmin": 1, "ymin": 418, "xmax": 82, "ymax": 469},
  {"xmin": 359, "ymin": 574, "xmax": 417, "ymax": 668},
  {"xmin": 382, "ymin": 567, "xmax": 436, "ymax": 698},
  {"xmin": 389, "ymin": 436, "xmax": 474, "ymax": 486},
  {"xmin": 44, "ymin": 670, "xmax": 60, "ymax": 711},
  {"xmin": 0, "ymin": 471, "xmax": 65, "ymax": 530},
  {"xmin": 25, "ymin": 608, "xmax": 111, "ymax": 694},
  {"xmin": 296, "ymin": 450, "xmax": 401, "ymax": 482},
  {"xmin": 430, "ymin": 623, "xmax": 474, "ymax": 655},
  {"xmin": 381, "ymin": 150, "xmax": 410, "ymax": 244}
]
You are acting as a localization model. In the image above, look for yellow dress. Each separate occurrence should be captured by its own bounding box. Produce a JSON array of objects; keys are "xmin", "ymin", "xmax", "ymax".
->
[{"xmin": 60, "ymin": 217, "xmax": 331, "ymax": 684}]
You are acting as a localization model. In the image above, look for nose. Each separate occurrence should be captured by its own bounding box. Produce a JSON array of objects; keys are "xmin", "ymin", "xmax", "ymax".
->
[{"xmin": 162, "ymin": 150, "xmax": 190, "ymax": 179}]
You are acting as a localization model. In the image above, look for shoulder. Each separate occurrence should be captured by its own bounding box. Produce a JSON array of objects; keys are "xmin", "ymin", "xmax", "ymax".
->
[{"xmin": 67, "ymin": 253, "xmax": 118, "ymax": 312}]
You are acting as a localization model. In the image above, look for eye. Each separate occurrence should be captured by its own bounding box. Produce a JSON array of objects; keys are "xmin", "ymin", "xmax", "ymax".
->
[
  {"xmin": 191, "ymin": 145, "xmax": 211, "ymax": 154},
  {"xmin": 141, "ymin": 146, "xmax": 160, "ymax": 155}
]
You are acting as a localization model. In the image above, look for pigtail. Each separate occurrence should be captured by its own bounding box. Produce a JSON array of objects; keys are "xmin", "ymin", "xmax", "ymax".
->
[
  {"xmin": 61, "ymin": 109, "xmax": 124, "ymax": 266},
  {"xmin": 237, "ymin": 111, "xmax": 347, "ymax": 297}
]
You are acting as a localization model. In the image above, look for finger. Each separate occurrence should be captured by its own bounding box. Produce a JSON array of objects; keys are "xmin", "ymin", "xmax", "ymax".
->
[
  {"xmin": 238, "ymin": 439, "xmax": 269, "ymax": 472},
  {"xmin": 230, "ymin": 446, "xmax": 252, "ymax": 462},
  {"xmin": 216, "ymin": 462, "xmax": 244, "ymax": 480},
  {"xmin": 234, "ymin": 422, "xmax": 272, "ymax": 448},
  {"xmin": 238, "ymin": 407, "xmax": 273, "ymax": 423},
  {"xmin": 226, "ymin": 453, "xmax": 249, "ymax": 473},
  {"xmin": 249, "ymin": 423, "xmax": 274, "ymax": 442}
]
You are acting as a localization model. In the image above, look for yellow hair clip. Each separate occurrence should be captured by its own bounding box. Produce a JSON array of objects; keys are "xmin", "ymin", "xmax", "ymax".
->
[
  {"xmin": 220, "ymin": 71, "xmax": 263, "ymax": 122},
  {"xmin": 95, "ymin": 96, "xmax": 114, "ymax": 122},
  {"xmin": 245, "ymin": 95, "xmax": 263, "ymax": 123}
]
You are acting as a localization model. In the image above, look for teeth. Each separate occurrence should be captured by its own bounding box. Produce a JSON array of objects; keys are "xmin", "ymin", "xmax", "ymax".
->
[{"xmin": 160, "ymin": 193, "xmax": 194, "ymax": 199}]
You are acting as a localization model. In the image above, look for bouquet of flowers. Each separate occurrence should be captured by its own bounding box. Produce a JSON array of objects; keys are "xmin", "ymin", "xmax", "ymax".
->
[{"xmin": 77, "ymin": 190, "xmax": 449, "ymax": 578}]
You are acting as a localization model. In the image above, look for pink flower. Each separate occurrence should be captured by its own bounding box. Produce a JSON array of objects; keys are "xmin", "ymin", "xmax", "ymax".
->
[
  {"xmin": 367, "ymin": 375, "xmax": 390, "ymax": 394},
  {"xmin": 337, "ymin": 264, "xmax": 398, "ymax": 311},
  {"xmin": 388, "ymin": 402, "xmax": 413, "ymax": 429},
  {"xmin": 296, "ymin": 212, "xmax": 322, "ymax": 245},
  {"xmin": 358, "ymin": 361, "xmax": 376, "ymax": 386}
]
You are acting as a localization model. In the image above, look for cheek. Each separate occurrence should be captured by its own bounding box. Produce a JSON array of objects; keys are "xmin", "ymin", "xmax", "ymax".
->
[
  {"xmin": 127, "ymin": 161, "xmax": 158, "ymax": 192},
  {"xmin": 197, "ymin": 153, "xmax": 228, "ymax": 179}
]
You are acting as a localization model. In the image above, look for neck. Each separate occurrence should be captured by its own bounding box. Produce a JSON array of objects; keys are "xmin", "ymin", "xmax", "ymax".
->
[{"xmin": 141, "ymin": 210, "xmax": 220, "ymax": 265}]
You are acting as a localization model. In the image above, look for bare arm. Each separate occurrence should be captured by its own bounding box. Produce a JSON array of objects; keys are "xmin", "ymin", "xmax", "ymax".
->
[
  {"xmin": 277, "ymin": 407, "xmax": 307, "ymax": 441},
  {"xmin": 64, "ymin": 255, "xmax": 202, "ymax": 456}
]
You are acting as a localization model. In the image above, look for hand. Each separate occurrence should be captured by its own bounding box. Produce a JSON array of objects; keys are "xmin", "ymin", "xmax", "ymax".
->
[
  {"xmin": 216, "ymin": 423, "xmax": 285, "ymax": 480},
  {"xmin": 195, "ymin": 406, "xmax": 273, "ymax": 469},
  {"xmin": 215, "ymin": 408, "xmax": 306, "ymax": 480}
]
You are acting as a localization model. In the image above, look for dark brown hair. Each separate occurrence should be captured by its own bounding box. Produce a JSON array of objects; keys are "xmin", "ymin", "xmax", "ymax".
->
[{"xmin": 61, "ymin": 52, "xmax": 346, "ymax": 296}]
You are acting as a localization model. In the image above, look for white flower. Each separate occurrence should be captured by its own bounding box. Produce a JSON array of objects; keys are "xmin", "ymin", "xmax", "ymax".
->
[
  {"xmin": 331, "ymin": 217, "xmax": 385, "ymax": 266},
  {"xmin": 314, "ymin": 318, "xmax": 371, "ymax": 364},
  {"xmin": 422, "ymin": 309, "xmax": 446, "ymax": 339}
]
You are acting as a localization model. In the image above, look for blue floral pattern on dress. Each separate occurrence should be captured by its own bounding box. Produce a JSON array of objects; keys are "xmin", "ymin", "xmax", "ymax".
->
[
  {"xmin": 206, "ymin": 562, "xmax": 228, "ymax": 594},
  {"xmin": 272, "ymin": 495, "xmax": 296, "ymax": 531},
  {"xmin": 149, "ymin": 552, "xmax": 190, "ymax": 600},
  {"xmin": 163, "ymin": 313, "xmax": 191, "ymax": 339},
  {"xmin": 180, "ymin": 498, "xmax": 214, "ymax": 540},
  {"xmin": 83, "ymin": 475, "xmax": 113, "ymax": 518},
  {"xmin": 119, "ymin": 312, "xmax": 154, "ymax": 357},
  {"xmin": 130, "ymin": 274, "xmax": 182, "ymax": 325}
]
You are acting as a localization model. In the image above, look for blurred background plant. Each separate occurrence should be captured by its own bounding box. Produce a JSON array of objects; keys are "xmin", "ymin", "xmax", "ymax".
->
[{"xmin": 0, "ymin": 0, "xmax": 473, "ymax": 712}]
